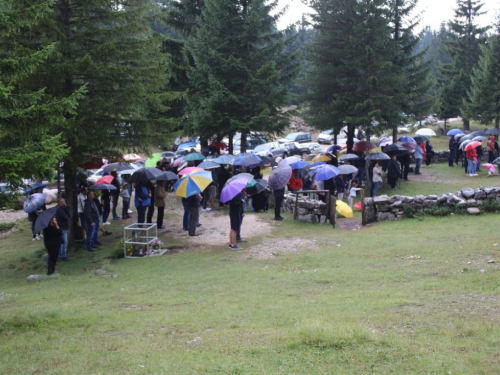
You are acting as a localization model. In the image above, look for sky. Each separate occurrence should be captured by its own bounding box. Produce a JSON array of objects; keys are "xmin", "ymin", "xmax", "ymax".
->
[{"xmin": 277, "ymin": 0, "xmax": 499, "ymax": 31}]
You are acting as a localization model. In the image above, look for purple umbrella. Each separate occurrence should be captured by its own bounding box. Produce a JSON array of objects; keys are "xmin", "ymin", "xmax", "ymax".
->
[
  {"xmin": 397, "ymin": 136, "xmax": 415, "ymax": 143},
  {"xmin": 311, "ymin": 164, "xmax": 340, "ymax": 181},
  {"xmin": 220, "ymin": 178, "xmax": 249, "ymax": 203},
  {"xmin": 268, "ymin": 164, "xmax": 292, "ymax": 190},
  {"xmin": 378, "ymin": 137, "xmax": 393, "ymax": 147}
]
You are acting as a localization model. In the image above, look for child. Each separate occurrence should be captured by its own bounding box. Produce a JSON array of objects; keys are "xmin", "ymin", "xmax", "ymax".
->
[{"xmin": 348, "ymin": 181, "xmax": 362, "ymax": 208}]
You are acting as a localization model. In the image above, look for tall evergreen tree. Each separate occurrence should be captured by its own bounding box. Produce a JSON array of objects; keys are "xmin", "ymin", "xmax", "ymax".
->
[
  {"xmin": 463, "ymin": 20, "xmax": 500, "ymax": 128},
  {"xmin": 439, "ymin": 0, "xmax": 489, "ymax": 130},
  {"xmin": 185, "ymin": 0, "xmax": 298, "ymax": 153}
]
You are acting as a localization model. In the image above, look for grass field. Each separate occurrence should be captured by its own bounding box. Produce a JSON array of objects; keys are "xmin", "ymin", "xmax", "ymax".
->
[{"xmin": 1, "ymin": 141, "xmax": 500, "ymax": 374}]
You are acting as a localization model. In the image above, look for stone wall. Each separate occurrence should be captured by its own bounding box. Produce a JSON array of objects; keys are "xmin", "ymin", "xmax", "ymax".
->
[
  {"xmin": 364, "ymin": 187, "xmax": 500, "ymax": 223},
  {"xmin": 283, "ymin": 194, "xmax": 329, "ymax": 224}
]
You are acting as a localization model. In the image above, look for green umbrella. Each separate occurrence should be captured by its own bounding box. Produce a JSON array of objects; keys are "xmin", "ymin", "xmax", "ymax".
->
[
  {"xmin": 183, "ymin": 152, "xmax": 206, "ymax": 162},
  {"xmin": 145, "ymin": 153, "xmax": 162, "ymax": 168}
]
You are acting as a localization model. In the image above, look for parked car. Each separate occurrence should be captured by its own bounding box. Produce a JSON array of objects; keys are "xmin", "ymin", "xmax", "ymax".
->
[
  {"xmin": 252, "ymin": 142, "xmax": 288, "ymax": 159},
  {"xmin": 303, "ymin": 142, "xmax": 323, "ymax": 155},
  {"xmin": 317, "ymin": 129, "xmax": 335, "ymax": 144},
  {"xmin": 233, "ymin": 137, "xmax": 267, "ymax": 155},
  {"xmin": 282, "ymin": 142, "xmax": 312, "ymax": 159},
  {"xmin": 277, "ymin": 132, "xmax": 312, "ymax": 144}
]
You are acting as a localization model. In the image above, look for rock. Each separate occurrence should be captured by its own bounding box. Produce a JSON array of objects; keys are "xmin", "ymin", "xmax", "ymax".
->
[
  {"xmin": 487, "ymin": 260, "xmax": 495, "ymax": 264},
  {"xmin": 0, "ymin": 293, "xmax": 5, "ymax": 299},
  {"xmin": 426, "ymin": 195, "xmax": 438, "ymax": 200},
  {"xmin": 423, "ymin": 200, "xmax": 435, "ymax": 207},
  {"xmin": 467, "ymin": 207, "xmax": 480, "ymax": 215},
  {"xmin": 390, "ymin": 200, "xmax": 403, "ymax": 208},
  {"xmin": 363, "ymin": 199, "xmax": 376, "ymax": 223},
  {"xmin": 474, "ymin": 189, "xmax": 487, "ymax": 199},
  {"xmin": 373, "ymin": 195, "xmax": 390, "ymax": 204},
  {"xmin": 186, "ymin": 337, "xmax": 202, "ymax": 345},
  {"xmin": 447, "ymin": 194, "xmax": 464, "ymax": 204},
  {"xmin": 94, "ymin": 269, "xmax": 108, "ymax": 275},
  {"xmin": 103, "ymin": 274, "xmax": 118, "ymax": 278},
  {"xmin": 414, "ymin": 195, "xmax": 426, "ymax": 203},
  {"xmin": 27, "ymin": 274, "xmax": 45, "ymax": 282},
  {"xmin": 401, "ymin": 196, "xmax": 414, "ymax": 203},
  {"xmin": 437, "ymin": 194, "xmax": 448, "ymax": 203},
  {"xmin": 461, "ymin": 188, "xmax": 475, "ymax": 199}
]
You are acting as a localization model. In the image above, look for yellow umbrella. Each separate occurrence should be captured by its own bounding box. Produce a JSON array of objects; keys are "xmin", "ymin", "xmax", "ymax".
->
[
  {"xmin": 312, "ymin": 153, "xmax": 335, "ymax": 162},
  {"xmin": 336, "ymin": 200, "xmax": 353, "ymax": 218}
]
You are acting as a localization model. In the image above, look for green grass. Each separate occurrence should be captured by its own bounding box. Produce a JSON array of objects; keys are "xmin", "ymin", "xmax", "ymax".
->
[{"xmin": 1, "ymin": 166, "xmax": 500, "ymax": 374}]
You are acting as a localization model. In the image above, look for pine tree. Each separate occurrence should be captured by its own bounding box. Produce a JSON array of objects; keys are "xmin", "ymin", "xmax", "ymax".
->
[
  {"xmin": 464, "ymin": 21, "xmax": 500, "ymax": 128},
  {"xmin": 439, "ymin": 0, "xmax": 489, "ymax": 130},
  {"xmin": 185, "ymin": 0, "xmax": 298, "ymax": 153}
]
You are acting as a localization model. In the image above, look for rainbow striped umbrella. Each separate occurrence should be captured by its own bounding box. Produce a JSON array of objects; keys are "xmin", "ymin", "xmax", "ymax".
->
[{"xmin": 174, "ymin": 170, "xmax": 212, "ymax": 198}]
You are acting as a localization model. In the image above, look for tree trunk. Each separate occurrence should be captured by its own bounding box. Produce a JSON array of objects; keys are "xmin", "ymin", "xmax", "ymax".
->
[
  {"xmin": 463, "ymin": 118, "xmax": 470, "ymax": 131},
  {"xmin": 495, "ymin": 117, "xmax": 499, "ymax": 129},
  {"xmin": 365, "ymin": 131, "xmax": 371, "ymax": 197},
  {"xmin": 346, "ymin": 125, "xmax": 355, "ymax": 153},
  {"xmin": 392, "ymin": 125, "xmax": 397, "ymax": 143},
  {"xmin": 63, "ymin": 161, "xmax": 79, "ymax": 242},
  {"xmin": 241, "ymin": 131, "xmax": 247, "ymax": 154},
  {"xmin": 228, "ymin": 133, "xmax": 234, "ymax": 155}
]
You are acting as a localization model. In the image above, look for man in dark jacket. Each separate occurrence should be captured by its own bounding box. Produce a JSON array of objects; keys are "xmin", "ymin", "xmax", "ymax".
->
[
  {"xmin": 84, "ymin": 191, "xmax": 100, "ymax": 251},
  {"xmin": 56, "ymin": 198, "xmax": 70, "ymax": 261},
  {"xmin": 187, "ymin": 193, "xmax": 201, "ymax": 236},
  {"xmin": 387, "ymin": 155, "xmax": 401, "ymax": 190},
  {"xmin": 44, "ymin": 215, "xmax": 63, "ymax": 275},
  {"xmin": 273, "ymin": 187, "xmax": 285, "ymax": 221},
  {"xmin": 448, "ymin": 136, "xmax": 456, "ymax": 167},
  {"xmin": 110, "ymin": 169, "xmax": 121, "ymax": 220}
]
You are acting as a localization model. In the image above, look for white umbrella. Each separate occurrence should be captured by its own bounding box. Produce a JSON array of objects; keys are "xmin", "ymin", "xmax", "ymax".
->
[{"xmin": 415, "ymin": 128, "xmax": 436, "ymax": 136}]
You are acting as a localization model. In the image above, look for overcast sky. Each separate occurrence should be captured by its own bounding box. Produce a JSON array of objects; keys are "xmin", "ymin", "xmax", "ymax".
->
[{"xmin": 277, "ymin": 0, "xmax": 499, "ymax": 31}]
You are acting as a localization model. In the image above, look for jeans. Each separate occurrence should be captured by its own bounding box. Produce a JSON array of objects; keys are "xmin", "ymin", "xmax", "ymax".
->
[
  {"xmin": 467, "ymin": 159, "xmax": 477, "ymax": 174},
  {"xmin": 337, "ymin": 192, "xmax": 344, "ymax": 201},
  {"xmin": 182, "ymin": 200, "xmax": 190, "ymax": 230},
  {"xmin": 111, "ymin": 195, "xmax": 119, "ymax": 218},
  {"xmin": 122, "ymin": 199, "xmax": 130, "ymax": 219},
  {"xmin": 371, "ymin": 182, "xmax": 379, "ymax": 197},
  {"xmin": 137, "ymin": 205, "xmax": 146, "ymax": 223},
  {"xmin": 415, "ymin": 158, "xmax": 422, "ymax": 174},
  {"xmin": 93, "ymin": 217, "xmax": 100, "ymax": 244},
  {"xmin": 86, "ymin": 222, "xmax": 96, "ymax": 250},
  {"xmin": 236, "ymin": 214, "xmax": 243, "ymax": 240},
  {"xmin": 477, "ymin": 156, "xmax": 482, "ymax": 171},
  {"xmin": 59, "ymin": 229, "xmax": 68, "ymax": 259}
]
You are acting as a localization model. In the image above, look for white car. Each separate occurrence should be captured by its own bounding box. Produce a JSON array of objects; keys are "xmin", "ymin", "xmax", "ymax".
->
[
  {"xmin": 302, "ymin": 142, "xmax": 323, "ymax": 155},
  {"xmin": 317, "ymin": 129, "xmax": 334, "ymax": 144}
]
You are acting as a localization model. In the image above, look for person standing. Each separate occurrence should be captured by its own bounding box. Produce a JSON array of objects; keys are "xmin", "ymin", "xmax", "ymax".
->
[
  {"xmin": 273, "ymin": 187, "xmax": 285, "ymax": 221},
  {"xmin": 387, "ymin": 154, "xmax": 401, "ymax": 190},
  {"xmin": 84, "ymin": 191, "xmax": 100, "ymax": 251},
  {"xmin": 56, "ymin": 198, "xmax": 70, "ymax": 261},
  {"xmin": 101, "ymin": 188, "xmax": 111, "ymax": 225},
  {"xmin": 287, "ymin": 170, "xmax": 303, "ymax": 193},
  {"xmin": 229, "ymin": 192, "xmax": 244, "ymax": 250},
  {"xmin": 120, "ymin": 180, "xmax": 131, "ymax": 219},
  {"xmin": 43, "ymin": 215, "xmax": 63, "ymax": 275},
  {"xmin": 371, "ymin": 162, "xmax": 382, "ymax": 198},
  {"xmin": 466, "ymin": 146, "xmax": 478, "ymax": 176},
  {"xmin": 181, "ymin": 197, "xmax": 190, "ymax": 231},
  {"xmin": 77, "ymin": 186, "xmax": 88, "ymax": 239},
  {"xmin": 134, "ymin": 181, "xmax": 151, "ymax": 224},
  {"xmin": 425, "ymin": 140, "xmax": 433, "ymax": 166},
  {"xmin": 476, "ymin": 144, "xmax": 483, "ymax": 172},
  {"xmin": 414, "ymin": 143, "xmax": 423, "ymax": 174},
  {"xmin": 91, "ymin": 191, "xmax": 103, "ymax": 247},
  {"xmin": 154, "ymin": 180, "xmax": 168, "ymax": 229},
  {"xmin": 487, "ymin": 136, "xmax": 496, "ymax": 163},
  {"xmin": 187, "ymin": 193, "xmax": 201, "ymax": 236},
  {"xmin": 335, "ymin": 175, "xmax": 345, "ymax": 200},
  {"xmin": 110, "ymin": 169, "xmax": 121, "ymax": 220},
  {"xmin": 448, "ymin": 136, "xmax": 456, "ymax": 167},
  {"xmin": 146, "ymin": 180, "xmax": 155, "ymax": 223}
]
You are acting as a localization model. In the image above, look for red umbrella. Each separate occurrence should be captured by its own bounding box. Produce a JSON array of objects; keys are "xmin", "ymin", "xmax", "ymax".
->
[
  {"xmin": 464, "ymin": 141, "xmax": 482, "ymax": 151},
  {"xmin": 210, "ymin": 142, "xmax": 227, "ymax": 149},
  {"xmin": 94, "ymin": 175, "xmax": 114, "ymax": 185},
  {"xmin": 353, "ymin": 141, "xmax": 376, "ymax": 153}
]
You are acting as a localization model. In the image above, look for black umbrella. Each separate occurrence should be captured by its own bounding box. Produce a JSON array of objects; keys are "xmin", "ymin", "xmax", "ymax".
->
[
  {"xmin": 485, "ymin": 128, "xmax": 500, "ymax": 135},
  {"xmin": 384, "ymin": 144, "xmax": 409, "ymax": 156},
  {"xmin": 413, "ymin": 135, "xmax": 430, "ymax": 143},
  {"xmin": 102, "ymin": 162, "xmax": 133, "ymax": 173},
  {"xmin": 366, "ymin": 152, "xmax": 390, "ymax": 161},
  {"xmin": 155, "ymin": 171, "xmax": 178, "ymax": 181},
  {"xmin": 254, "ymin": 155, "xmax": 277, "ymax": 168},
  {"xmin": 246, "ymin": 179, "xmax": 268, "ymax": 196},
  {"xmin": 128, "ymin": 167, "xmax": 163, "ymax": 183},
  {"xmin": 33, "ymin": 206, "xmax": 59, "ymax": 236}
]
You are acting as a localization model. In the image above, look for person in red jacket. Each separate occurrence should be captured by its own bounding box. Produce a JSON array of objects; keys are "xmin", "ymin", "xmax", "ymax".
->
[
  {"xmin": 466, "ymin": 147, "xmax": 478, "ymax": 176},
  {"xmin": 287, "ymin": 170, "xmax": 303, "ymax": 193}
]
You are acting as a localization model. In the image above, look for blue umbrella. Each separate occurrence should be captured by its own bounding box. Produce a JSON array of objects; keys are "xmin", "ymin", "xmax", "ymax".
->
[
  {"xmin": 233, "ymin": 152, "xmax": 262, "ymax": 166},
  {"xmin": 312, "ymin": 164, "xmax": 340, "ymax": 181},
  {"xmin": 470, "ymin": 130, "xmax": 486, "ymax": 137},
  {"xmin": 397, "ymin": 136, "xmax": 415, "ymax": 143},
  {"xmin": 327, "ymin": 145, "xmax": 343, "ymax": 152},
  {"xmin": 447, "ymin": 128, "xmax": 464, "ymax": 136},
  {"xmin": 23, "ymin": 183, "xmax": 47, "ymax": 196},
  {"xmin": 23, "ymin": 193, "xmax": 46, "ymax": 213},
  {"xmin": 177, "ymin": 141, "xmax": 197, "ymax": 150},
  {"xmin": 313, "ymin": 161, "xmax": 327, "ymax": 166},
  {"xmin": 91, "ymin": 184, "xmax": 117, "ymax": 190},
  {"xmin": 213, "ymin": 154, "xmax": 235, "ymax": 165},
  {"xmin": 290, "ymin": 160, "xmax": 309, "ymax": 170},
  {"xmin": 197, "ymin": 160, "xmax": 220, "ymax": 169}
]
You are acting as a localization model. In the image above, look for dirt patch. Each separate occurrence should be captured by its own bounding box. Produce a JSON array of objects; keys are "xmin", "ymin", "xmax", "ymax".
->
[{"xmin": 0, "ymin": 209, "xmax": 26, "ymax": 225}]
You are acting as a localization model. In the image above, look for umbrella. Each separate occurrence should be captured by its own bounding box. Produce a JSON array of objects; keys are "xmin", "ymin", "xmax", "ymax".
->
[
  {"xmin": 227, "ymin": 173, "xmax": 255, "ymax": 184},
  {"xmin": 174, "ymin": 170, "xmax": 213, "ymax": 198},
  {"xmin": 464, "ymin": 141, "xmax": 483, "ymax": 151},
  {"xmin": 336, "ymin": 200, "xmax": 353, "ymax": 218},
  {"xmin": 253, "ymin": 155, "xmax": 277, "ymax": 168},
  {"xmin": 183, "ymin": 152, "xmax": 206, "ymax": 162},
  {"xmin": 401, "ymin": 142, "xmax": 417, "ymax": 152},
  {"xmin": 102, "ymin": 162, "xmax": 133, "ymax": 173},
  {"xmin": 94, "ymin": 175, "xmax": 114, "ymax": 185},
  {"xmin": 413, "ymin": 135, "xmax": 430, "ymax": 143},
  {"xmin": 161, "ymin": 151, "xmax": 176, "ymax": 158},
  {"xmin": 312, "ymin": 153, "xmax": 336, "ymax": 162},
  {"xmin": 459, "ymin": 140, "xmax": 472, "ymax": 150},
  {"xmin": 415, "ymin": 128, "xmax": 436, "ymax": 136},
  {"xmin": 220, "ymin": 178, "xmax": 249, "ymax": 203},
  {"xmin": 353, "ymin": 141, "xmax": 376, "ymax": 152},
  {"xmin": 23, "ymin": 183, "xmax": 47, "ymax": 196},
  {"xmin": 209, "ymin": 142, "xmax": 227, "ymax": 149},
  {"xmin": 472, "ymin": 136, "xmax": 487, "ymax": 141},
  {"xmin": 129, "ymin": 167, "xmax": 163, "ymax": 183},
  {"xmin": 384, "ymin": 144, "xmax": 409, "ymax": 156},
  {"xmin": 295, "ymin": 165, "xmax": 315, "ymax": 179},
  {"xmin": 246, "ymin": 179, "xmax": 268, "ymax": 196},
  {"xmin": 290, "ymin": 160, "xmax": 309, "ymax": 170},
  {"xmin": 213, "ymin": 154, "xmax": 235, "ymax": 164},
  {"xmin": 119, "ymin": 169, "xmax": 136, "ymax": 177},
  {"xmin": 366, "ymin": 152, "xmax": 390, "ymax": 161},
  {"xmin": 493, "ymin": 157, "xmax": 500, "ymax": 164},
  {"xmin": 156, "ymin": 171, "xmax": 178, "ymax": 181},
  {"xmin": 470, "ymin": 130, "xmax": 486, "ymax": 137},
  {"xmin": 378, "ymin": 137, "xmax": 393, "ymax": 147},
  {"xmin": 327, "ymin": 145, "xmax": 343, "ymax": 152},
  {"xmin": 482, "ymin": 163, "xmax": 497, "ymax": 173},
  {"xmin": 91, "ymin": 183, "xmax": 116, "ymax": 190},
  {"xmin": 279, "ymin": 156, "xmax": 302, "ymax": 167},
  {"xmin": 197, "ymin": 160, "xmax": 220, "ymax": 169},
  {"xmin": 353, "ymin": 201, "xmax": 363, "ymax": 210},
  {"xmin": 33, "ymin": 206, "xmax": 59, "ymax": 236},
  {"xmin": 338, "ymin": 165, "xmax": 358, "ymax": 175},
  {"xmin": 123, "ymin": 153, "xmax": 143, "ymax": 161},
  {"xmin": 397, "ymin": 136, "xmax": 415, "ymax": 143},
  {"xmin": 268, "ymin": 164, "xmax": 292, "ymax": 190},
  {"xmin": 459, "ymin": 134, "xmax": 475, "ymax": 143},
  {"xmin": 23, "ymin": 193, "xmax": 46, "ymax": 213},
  {"xmin": 311, "ymin": 164, "xmax": 340, "ymax": 181},
  {"xmin": 178, "ymin": 167, "xmax": 203, "ymax": 175},
  {"xmin": 145, "ymin": 153, "xmax": 162, "ymax": 168},
  {"xmin": 233, "ymin": 152, "xmax": 262, "ymax": 166},
  {"xmin": 177, "ymin": 140, "xmax": 197, "ymax": 150},
  {"xmin": 172, "ymin": 156, "xmax": 185, "ymax": 168},
  {"xmin": 340, "ymin": 153, "xmax": 359, "ymax": 161},
  {"xmin": 485, "ymin": 128, "xmax": 500, "ymax": 135},
  {"xmin": 312, "ymin": 161, "xmax": 327, "ymax": 166},
  {"xmin": 447, "ymin": 129, "xmax": 464, "ymax": 136}
]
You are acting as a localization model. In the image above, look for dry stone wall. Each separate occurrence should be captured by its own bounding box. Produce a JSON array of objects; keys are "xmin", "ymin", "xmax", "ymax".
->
[{"xmin": 283, "ymin": 194, "xmax": 329, "ymax": 224}]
